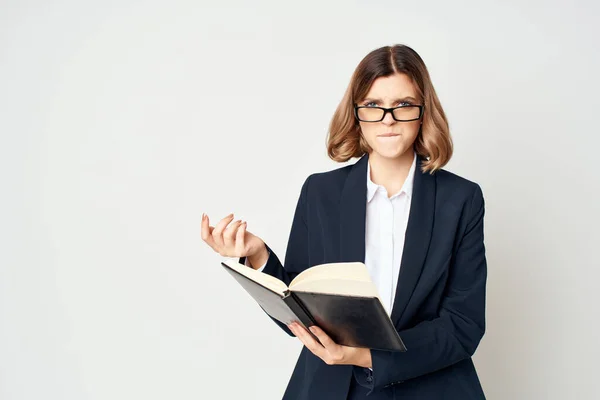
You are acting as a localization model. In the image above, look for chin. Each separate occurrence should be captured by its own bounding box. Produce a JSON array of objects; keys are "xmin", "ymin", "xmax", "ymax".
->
[{"xmin": 371, "ymin": 147, "xmax": 408, "ymax": 160}]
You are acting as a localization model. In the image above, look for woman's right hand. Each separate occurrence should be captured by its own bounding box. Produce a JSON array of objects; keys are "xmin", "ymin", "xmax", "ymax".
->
[{"xmin": 200, "ymin": 212, "xmax": 267, "ymax": 268}]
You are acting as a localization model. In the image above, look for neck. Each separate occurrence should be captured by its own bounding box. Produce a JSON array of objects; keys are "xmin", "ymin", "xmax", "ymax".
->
[{"xmin": 368, "ymin": 149, "xmax": 415, "ymax": 195}]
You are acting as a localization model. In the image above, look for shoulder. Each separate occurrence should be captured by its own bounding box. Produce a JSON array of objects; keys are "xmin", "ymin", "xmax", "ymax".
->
[
  {"xmin": 434, "ymin": 168, "xmax": 485, "ymax": 214},
  {"xmin": 307, "ymin": 163, "xmax": 352, "ymax": 188},
  {"xmin": 299, "ymin": 162, "xmax": 354, "ymax": 200},
  {"xmin": 435, "ymin": 168, "xmax": 482, "ymax": 195}
]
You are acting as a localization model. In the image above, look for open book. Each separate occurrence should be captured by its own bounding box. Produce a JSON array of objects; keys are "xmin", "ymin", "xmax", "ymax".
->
[{"xmin": 220, "ymin": 259, "xmax": 407, "ymax": 352}]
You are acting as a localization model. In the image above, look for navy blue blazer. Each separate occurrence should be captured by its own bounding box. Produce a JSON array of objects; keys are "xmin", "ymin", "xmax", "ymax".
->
[{"xmin": 240, "ymin": 152, "xmax": 487, "ymax": 399}]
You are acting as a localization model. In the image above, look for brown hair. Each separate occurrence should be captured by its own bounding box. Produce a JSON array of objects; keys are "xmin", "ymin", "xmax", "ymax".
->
[{"xmin": 326, "ymin": 44, "xmax": 453, "ymax": 173}]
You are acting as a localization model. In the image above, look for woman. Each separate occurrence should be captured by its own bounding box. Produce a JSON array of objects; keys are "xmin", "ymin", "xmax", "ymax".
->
[{"xmin": 201, "ymin": 44, "xmax": 487, "ymax": 399}]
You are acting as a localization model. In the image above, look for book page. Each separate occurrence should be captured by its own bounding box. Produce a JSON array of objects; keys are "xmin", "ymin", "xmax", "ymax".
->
[
  {"xmin": 221, "ymin": 259, "xmax": 288, "ymax": 296},
  {"xmin": 289, "ymin": 262, "xmax": 381, "ymax": 298}
]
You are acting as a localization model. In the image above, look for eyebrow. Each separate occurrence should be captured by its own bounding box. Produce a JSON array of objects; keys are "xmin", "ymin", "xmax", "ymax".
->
[{"xmin": 361, "ymin": 96, "xmax": 419, "ymax": 104}]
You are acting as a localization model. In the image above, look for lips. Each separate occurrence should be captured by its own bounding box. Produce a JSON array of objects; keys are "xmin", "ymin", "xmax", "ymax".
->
[{"xmin": 378, "ymin": 133, "xmax": 400, "ymax": 137}]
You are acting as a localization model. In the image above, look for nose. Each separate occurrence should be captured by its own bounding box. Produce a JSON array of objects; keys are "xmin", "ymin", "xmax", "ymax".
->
[{"xmin": 382, "ymin": 109, "xmax": 396, "ymax": 125}]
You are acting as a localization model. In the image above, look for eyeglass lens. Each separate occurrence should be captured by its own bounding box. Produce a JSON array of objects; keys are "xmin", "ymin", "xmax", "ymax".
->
[{"xmin": 357, "ymin": 106, "xmax": 420, "ymax": 121}]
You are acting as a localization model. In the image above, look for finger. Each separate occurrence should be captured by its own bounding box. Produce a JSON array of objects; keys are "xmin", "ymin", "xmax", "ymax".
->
[
  {"xmin": 288, "ymin": 323, "xmax": 304, "ymax": 339},
  {"xmin": 235, "ymin": 221, "xmax": 247, "ymax": 254},
  {"xmin": 212, "ymin": 213, "xmax": 235, "ymax": 248},
  {"xmin": 294, "ymin": 323, "xmax": 318, "ymax": 344},
  {"xmin": 308, "ymin": 325, "xmax": 337, "ymax": 349},
  {"xmin": 201, "ymin": 213, "xmax": 218, "ymax": 250},
  {"xmin": 288, "ymin": 323, "xmax": 297, "ymax": 336},
  {"xmin": 290, "ymin": 324, "xmax": 311, "ymax": 348},
  {"xmin": 293, "ymin": 323, "xmax": 326, "ymax": 358},
  {"xmin": 223, "ymin": 219, "xmax": 243, "ymax": 249}
]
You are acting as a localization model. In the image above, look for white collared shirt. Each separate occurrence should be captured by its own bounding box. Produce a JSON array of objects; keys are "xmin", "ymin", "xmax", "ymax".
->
[
  {"xmin": 248, "ymin": 151, "xmax": 417, "ymax": 316},
  {"xmin": 364, "ymin": 151, "xmax": 416, "ymax": 315}
]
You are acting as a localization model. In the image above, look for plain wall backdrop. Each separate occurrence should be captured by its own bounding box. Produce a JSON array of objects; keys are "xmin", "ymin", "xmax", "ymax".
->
[{"xmin": 1, "ymin": 0, "xmax": 599, "ymax": 399}]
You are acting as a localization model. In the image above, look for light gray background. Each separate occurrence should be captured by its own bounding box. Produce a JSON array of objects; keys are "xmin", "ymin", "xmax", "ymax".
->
[{"xmin": 1, "ymin": 0, "xmax": 599, "ymax": 399}]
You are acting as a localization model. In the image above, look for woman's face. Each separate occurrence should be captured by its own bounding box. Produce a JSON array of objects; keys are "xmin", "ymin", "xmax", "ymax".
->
[{"xmin": 357, "ymin": 73, "xmax": 422, "ymax": 161}]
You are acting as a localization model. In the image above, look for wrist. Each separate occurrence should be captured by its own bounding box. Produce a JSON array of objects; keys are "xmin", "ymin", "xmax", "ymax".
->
[
  {"xmin": 347, "ymin": 347, "xmax": 371, "ymax": 368},
  {"xmin": 359, "ymin": 348, "xmax": 372, "ymax": 368},
  {"xmin": 247, "ymin": 243, "xmax": 268, "ymax": 270}
]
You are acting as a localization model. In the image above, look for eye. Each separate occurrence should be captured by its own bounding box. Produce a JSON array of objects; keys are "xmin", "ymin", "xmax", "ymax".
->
[
  {"xmin": 364, "ymin": 101, "xmax": 378, "ymax": 107},
  {"xmin": 398, "ymin": 101, "xmax": 413, "ymax": 107}
]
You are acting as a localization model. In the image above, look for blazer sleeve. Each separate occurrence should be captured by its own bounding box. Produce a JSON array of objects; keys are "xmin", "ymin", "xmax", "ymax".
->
[
  {"xmin": 358, "ymin": 184, "xmax": 487, "ymax": 394},
  {"xmin": 239, "ymin": 174, "xmax": 313, "ymax": 337}
]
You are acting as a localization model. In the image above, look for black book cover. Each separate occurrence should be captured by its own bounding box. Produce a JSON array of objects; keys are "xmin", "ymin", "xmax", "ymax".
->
[
  {"xmin": 221, "ymin": 261, "xmax": 407, "ymax": 352},
  {"xmin": 291, "ymin": 291, "xmax": 406, "ymax": 352}
]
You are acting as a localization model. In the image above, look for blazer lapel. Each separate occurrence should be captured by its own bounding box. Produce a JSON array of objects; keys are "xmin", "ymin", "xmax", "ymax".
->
[
  {"xmin": 338, "ymin": 153, "xmax": 369, "ymax": 264},
  {"xmin": 389, "ymin": 155, "xmax": 435, "ymax": 325},
  {"xmin": 339, "ymin": 152, "xmax": 436, "ymax": 326}
]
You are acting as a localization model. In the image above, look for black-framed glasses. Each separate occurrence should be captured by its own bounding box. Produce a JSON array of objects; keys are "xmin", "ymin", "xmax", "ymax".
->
[{"xmin": 354, "ymin": 104, "xmax": 424, "ymax": 122}]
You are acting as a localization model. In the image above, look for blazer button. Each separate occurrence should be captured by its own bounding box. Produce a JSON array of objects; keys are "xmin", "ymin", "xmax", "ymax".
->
[{"xmin": 366, "ymin": 376, "xmax": 373, "ymax": 383}]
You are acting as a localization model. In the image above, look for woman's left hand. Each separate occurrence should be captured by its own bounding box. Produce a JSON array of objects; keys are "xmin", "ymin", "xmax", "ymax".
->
[{"xmin": 287, "ymin": 322, "xmax": 372, "ymax": 368}]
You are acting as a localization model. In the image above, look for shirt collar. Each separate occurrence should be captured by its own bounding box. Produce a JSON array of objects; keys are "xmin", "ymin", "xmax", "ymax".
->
[{"xmin": 366, "ymin": 151, "xmax": 417, "ymax": 203}]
